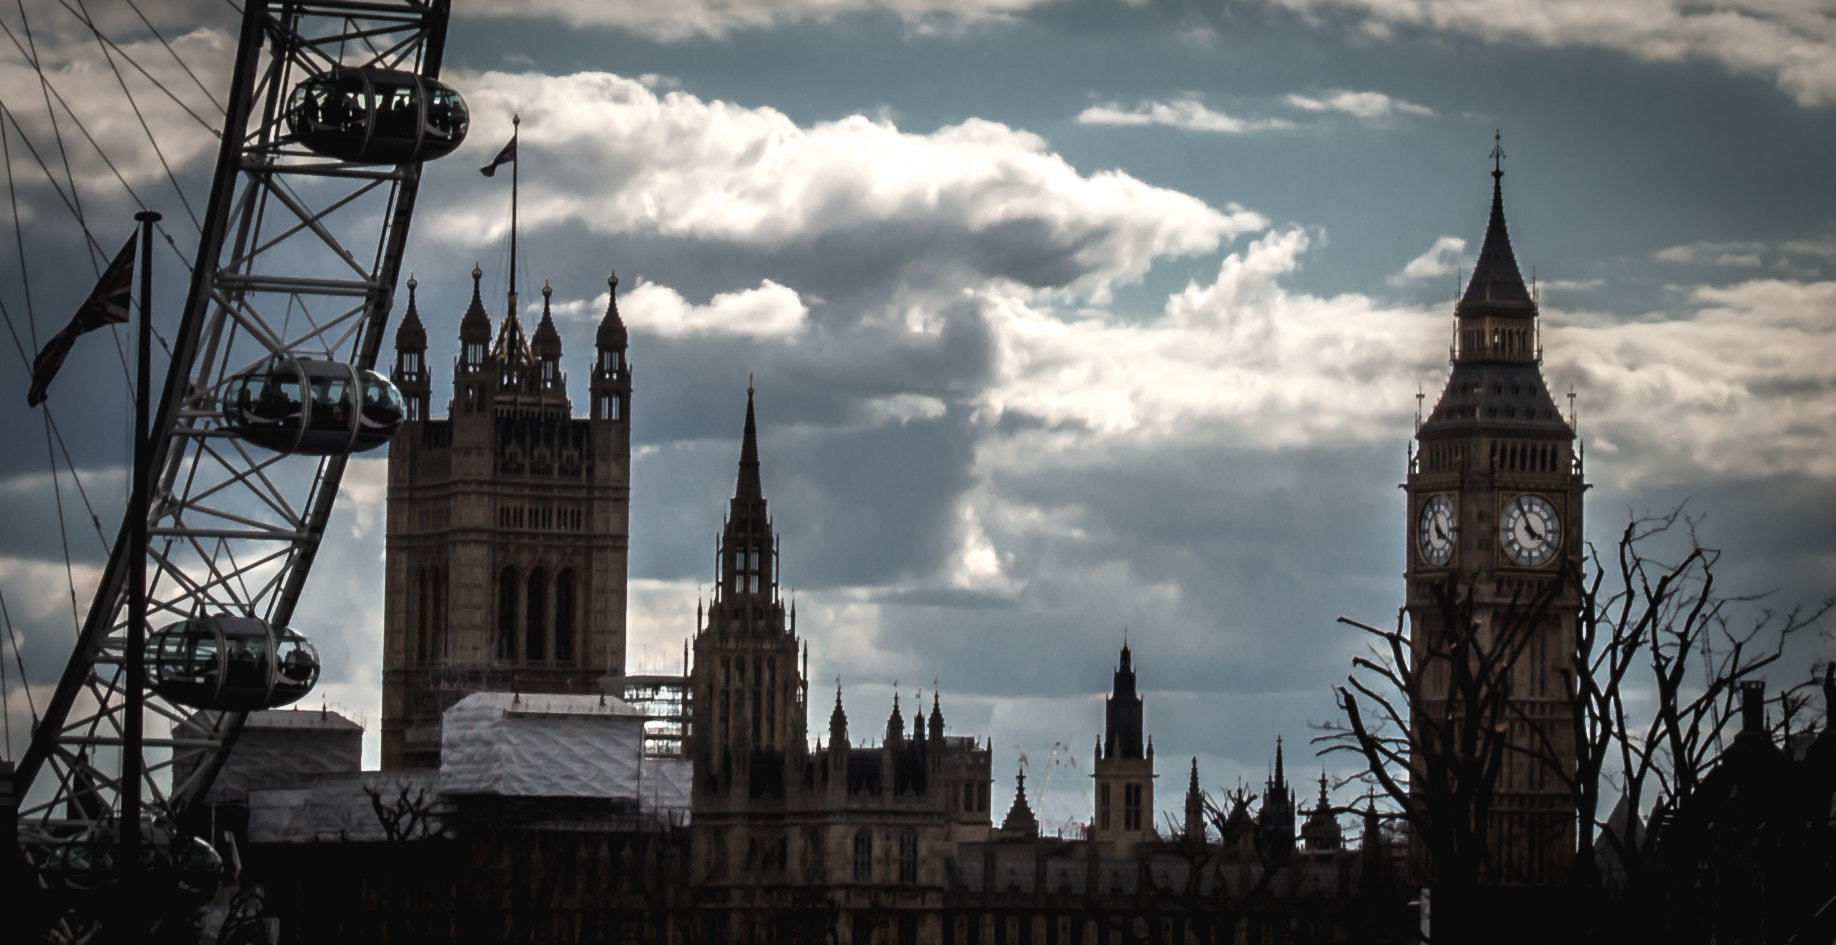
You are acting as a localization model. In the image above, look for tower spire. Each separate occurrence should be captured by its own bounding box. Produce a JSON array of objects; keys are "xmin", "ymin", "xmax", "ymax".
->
[
  {"xmin": 737, "ymin": 381, "xmax": 762, "ymax": 502},
  {"xmin": 830, "ymin": 677, "xmax": 848, "ymax": 748},
  {"xmin": 1002, "ymin": 765, "xmax": 1039, "ymax": 836},
  {"xmin": 1460, "ymin": 131, "xmax": 1532, "ymax": 310},
  {"xmin": 1184, "ymin": 756, "xmax": 1205, "ymax": 840}
]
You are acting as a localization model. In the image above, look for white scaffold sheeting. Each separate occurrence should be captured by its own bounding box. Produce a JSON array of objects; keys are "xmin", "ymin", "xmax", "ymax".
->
[
  {"xmin": 638, "ymin": 755, "xmax": 693, "ymax": 820},
  {"xmin": 440, "ymin": 691, "xmax": 645, "ymax": 798},
  {"xmin": 182, "ymin": 708, "xmax": 362, "ymax": 805}
]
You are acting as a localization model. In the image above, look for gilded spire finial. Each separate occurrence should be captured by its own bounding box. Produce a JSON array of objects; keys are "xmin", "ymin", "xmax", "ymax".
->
[{"xmin": 1490, "ymin": 129, "xmax": 1506, "ymax": 179}]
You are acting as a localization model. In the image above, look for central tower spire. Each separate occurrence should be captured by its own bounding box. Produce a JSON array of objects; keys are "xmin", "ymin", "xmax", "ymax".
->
[{"xmin": 693, "ymin": 383, "xmax": 806, "ymax": 789}]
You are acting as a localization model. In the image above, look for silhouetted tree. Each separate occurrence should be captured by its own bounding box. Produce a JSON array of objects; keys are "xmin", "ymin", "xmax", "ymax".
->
[{"xmin": 1320, "ymin": 507, "xmax": 1830, "ymax": 943}]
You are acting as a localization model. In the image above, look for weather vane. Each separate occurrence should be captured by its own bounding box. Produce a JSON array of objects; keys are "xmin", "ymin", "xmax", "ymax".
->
[{"xmin": 1491, "ymin": 129, "xmax": 1506, "ymax": 175}]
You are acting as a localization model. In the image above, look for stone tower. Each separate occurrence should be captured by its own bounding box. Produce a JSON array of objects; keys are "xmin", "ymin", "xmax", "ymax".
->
[
  {"xmin": 691, "ymin": 386, "xmax": 809, "ymax": 790},
  {"xmin": 1091, "ymin": 642, "xmax": 1154, "ymax": 856},
  {"xmin": 1259, "ymin": 737, "xmax": 1296, "ymax": 861},
  {"xmin": 1406, "ymin": 149, "xmax": 1583, "ymax": 884},
  {"xmin": 380, "ymin": 269, "xmax": 633, "ymax": 770}
]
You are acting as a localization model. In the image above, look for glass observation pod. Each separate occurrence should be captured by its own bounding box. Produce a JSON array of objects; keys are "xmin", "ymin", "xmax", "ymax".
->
[
  {"xmin": 42, "ymin": 820, "xmax": 223, "ymax": 905},
  {"xmin": 222, "ymin": 357, "xmax": 406, "ymax": 455},
  {"xmin": 146, "ymin": 616, "xmax": 321, "ymax": 712},
  {"xmin": 284, "ymin": 66, "xmax": 469, "ymax": 164}
]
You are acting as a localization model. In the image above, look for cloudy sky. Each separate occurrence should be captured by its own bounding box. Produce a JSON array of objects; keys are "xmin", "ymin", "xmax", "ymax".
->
[{"xmin": 2, "ymin": 0, "xmax": 1835, "ymax": 832}]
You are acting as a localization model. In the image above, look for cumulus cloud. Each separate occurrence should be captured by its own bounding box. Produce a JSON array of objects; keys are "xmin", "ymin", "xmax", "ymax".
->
[
  {"xmin": 1260, "ymin": 0, "xmax": 1836, "ymax": 108},
  {"xmin": 1551, "ymin": 277, "xmax": 1836, "ymax": 487},
  {"xmin": 621, "ymin": 279, "xmax": 809, "ymax": 337},
  {"xmin": 1286, "ymin": 89, "xmax": 1434, "ymax": 119},
  {"xmin": 1076, "ymin": 98, "xmax": 1298, "ymax": 134},
  {"xmin": 434, "ymin": 72, "xmax": 1262, "ymax": 303},
  {"xmin": 0, "ymin": 24, "xmax": 229, "ymax": 201},
  {"xmin": 979, "ymin": 227, "xmax": 1446, "ymax": 450},
  {"xmin": 464, "ymin": 0, "xmax": 1060, "ymax": 41},
  {"xmin": 1389, "ymin": 235, "xmax": 1465, "ymax": 285}
]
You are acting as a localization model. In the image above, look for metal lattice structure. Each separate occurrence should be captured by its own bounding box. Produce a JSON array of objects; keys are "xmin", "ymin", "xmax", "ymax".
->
[
  {"xmin": 13, "ymin": 0, "xmax": 452, "ymax": 847},
  {"xmin": 623, "ymin": 675, "xmax": 692, "ymax": 759}
]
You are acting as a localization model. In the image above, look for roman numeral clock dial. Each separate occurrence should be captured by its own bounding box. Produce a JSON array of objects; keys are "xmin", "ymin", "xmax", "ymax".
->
[
  {"xmin": 1417, "ymin": 494, "xmax": 1456, "ymax": 567},
  {"xmin": 1500, "ymin": 494, "xmax": 1561, "ymax": 567}
]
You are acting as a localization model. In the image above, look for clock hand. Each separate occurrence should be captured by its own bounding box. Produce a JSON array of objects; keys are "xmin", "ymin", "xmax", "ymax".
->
[{"xmin": 1524, "ymin": 518, "xmax": 1543, "ymax": 542}]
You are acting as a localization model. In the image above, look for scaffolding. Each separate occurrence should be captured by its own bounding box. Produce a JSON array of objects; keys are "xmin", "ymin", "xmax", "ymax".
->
[{"xmin": 622, "ymin": 675, "xmax": 691, "ymax": 759}]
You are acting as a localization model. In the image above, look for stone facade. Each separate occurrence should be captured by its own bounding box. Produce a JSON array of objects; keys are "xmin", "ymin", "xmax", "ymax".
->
[{"xmin": 380, "ymin": 270, "xmax": 633, "ymax": 770}]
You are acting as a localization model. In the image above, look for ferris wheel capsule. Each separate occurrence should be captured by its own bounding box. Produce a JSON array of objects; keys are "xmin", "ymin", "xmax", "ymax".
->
[
  {"xmin": 222, "ymin": 356, "xmax": 406, "ymax": 455},
  {"xmin": 284, "ymin": 66, "xmax": 469, "ymax": 164},
  {"xmin": 41, "ymin": 820, "xmax": 224, "ymax": 906},
  {"xmin": 145, "ymin": 616, "xmax": 322, "ymax": 712}
]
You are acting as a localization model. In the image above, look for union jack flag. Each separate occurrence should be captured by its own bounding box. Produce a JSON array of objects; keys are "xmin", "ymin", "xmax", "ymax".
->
[{"xmin": 27, "ymin": 232, "xmax": 136, "ymax": 407}]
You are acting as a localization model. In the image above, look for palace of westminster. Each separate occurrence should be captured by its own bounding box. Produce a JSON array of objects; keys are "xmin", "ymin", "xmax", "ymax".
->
[{"xmin": 219, "ymin": 161, "xmax": 1589, "ymax": 943}]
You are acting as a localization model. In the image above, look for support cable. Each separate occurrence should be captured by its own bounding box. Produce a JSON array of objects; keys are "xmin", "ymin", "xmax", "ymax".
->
[
  {"xmin": 72, "ymin": 0, "xmax": 206, "ymax": 231},
  {"xmin": 0, "ymin": 102, "xmax": 178, "ymax": 356},
  {"xmin": 120, "ymin": 0, "xmax": 228, "ymax": 114},
  {"xmin": 47, "ymin": 0, "xmax": 225, "ymax": 134},
  {"xmin": 0, "ymin": 19, "xmax": 209, "ymax": 255},
  {"xmin": 43, "ymin": 413, "xmax": 85, "ymax": 637},
  {"xmin": 1, "ymin": 584, "xmax": 39, "ymax": 734},
  {"xmin": 14, "ymin": 0, "xmax": 98, "ymax": 272}
]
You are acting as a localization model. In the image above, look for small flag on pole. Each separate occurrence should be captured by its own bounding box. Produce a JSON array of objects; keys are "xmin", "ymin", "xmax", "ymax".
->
[
  {"xmin": 27, "ymin": 232, "xmax": 137, "ymax": 407},
  {"xmin": 479, "ymin": 136, "xmax": 517, "ymax": 177}
]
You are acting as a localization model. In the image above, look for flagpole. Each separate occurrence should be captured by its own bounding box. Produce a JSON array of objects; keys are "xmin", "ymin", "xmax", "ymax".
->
[
  {"xmin": 121, "ymin": 209, "xmax": 159, "ymax": 895},
  {"xmin": 509, "ymin": 113, "xmax": 519, "ymax": 316}
]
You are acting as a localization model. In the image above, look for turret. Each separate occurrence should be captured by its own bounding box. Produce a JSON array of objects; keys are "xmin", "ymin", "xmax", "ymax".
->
[
  {"xmin": 532, "ymin": 282, "xmax": 564, "ymax": 393},
  {"xmin": 886, "ymin": 689, "xmax": 905, "ymax": 748},
  {"xmin": 830, "ymin": 681, "xmax": 849, "ymax": 750},
  {"xmin": 392, "ymin": 275, "xmax": 429, "ymax": 421},
  {"xmin": 455, "ymin": 264, "xmax": 491, "ymax": 412},
  {"xmin": 1301, "ymin": 770, "xmax": 1343, "ymax": 852},
  {"xmin": 1184, "ymin": 757, "xmax": 1205, "ymax": 841},
  {"xmin": 591, "ymin": 271, "xmax": 631, "ymax": 422},
  {"xmin": 928, "ymin": 688, "xmax": 944, "ymax": 744},
  {"xmin": 1092, "ymin": 640, "xmax": 1155, "ymax": 853},
  {"xmin": 1105, "ymin": 641, "xmax": 1144, "ymax": 760},
  {"xmin": 1000, "ymin": 766, "xmax": 1039, "ymax": 837},
  {"xmin": 1260, "ymin": 737, "xmax": 1296, "ymax": 862}
]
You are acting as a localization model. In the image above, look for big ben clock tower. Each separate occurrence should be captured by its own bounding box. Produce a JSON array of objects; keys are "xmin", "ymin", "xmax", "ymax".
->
[{"xmin": 1406, "ymin": 139, "xmax": 1584, "ymax": 886}]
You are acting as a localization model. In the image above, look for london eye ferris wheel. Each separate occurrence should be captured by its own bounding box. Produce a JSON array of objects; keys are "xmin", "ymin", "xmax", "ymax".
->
[{"xmin": 0, "ymin": 0, "xmax": 463, "ymax": 930}]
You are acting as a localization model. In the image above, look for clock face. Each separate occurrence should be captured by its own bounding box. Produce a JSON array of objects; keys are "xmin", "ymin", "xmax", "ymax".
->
[
  {"xmin": 1417, "ymin": 494, "xmax": 1456, "ymax": 567},
  {"xmin": 1500, "ymin": 494, "xmax": 1561, "ymax": 567}
]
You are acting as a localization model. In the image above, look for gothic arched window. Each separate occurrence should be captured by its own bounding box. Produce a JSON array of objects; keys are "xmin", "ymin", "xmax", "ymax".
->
[
  {"xmin": 525, "ymin": 567, "xmax": 548, "ymax": 661},
  {"xmin": 415, "ymin": 568, "xmax": 429, "ymax": 664},
  {"xmin": 554, "ymin": 569, "xmax": 575, "ymax": 663},
  {"xmin": 853, "ymin": 829, "xmax": 873, "ymax": 883},
  {"xmin": 496, "ymin": 566, "xmax": 517, "ymax": 660},
  {"xmin": 898, "ymin": 828, "xmax": 917, "ymax": 884}
]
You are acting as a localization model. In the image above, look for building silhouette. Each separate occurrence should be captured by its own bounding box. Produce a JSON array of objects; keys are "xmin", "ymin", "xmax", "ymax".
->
[{"xmin": 380, "ymin": 269, "xmax": 633, "ymax": 769}]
